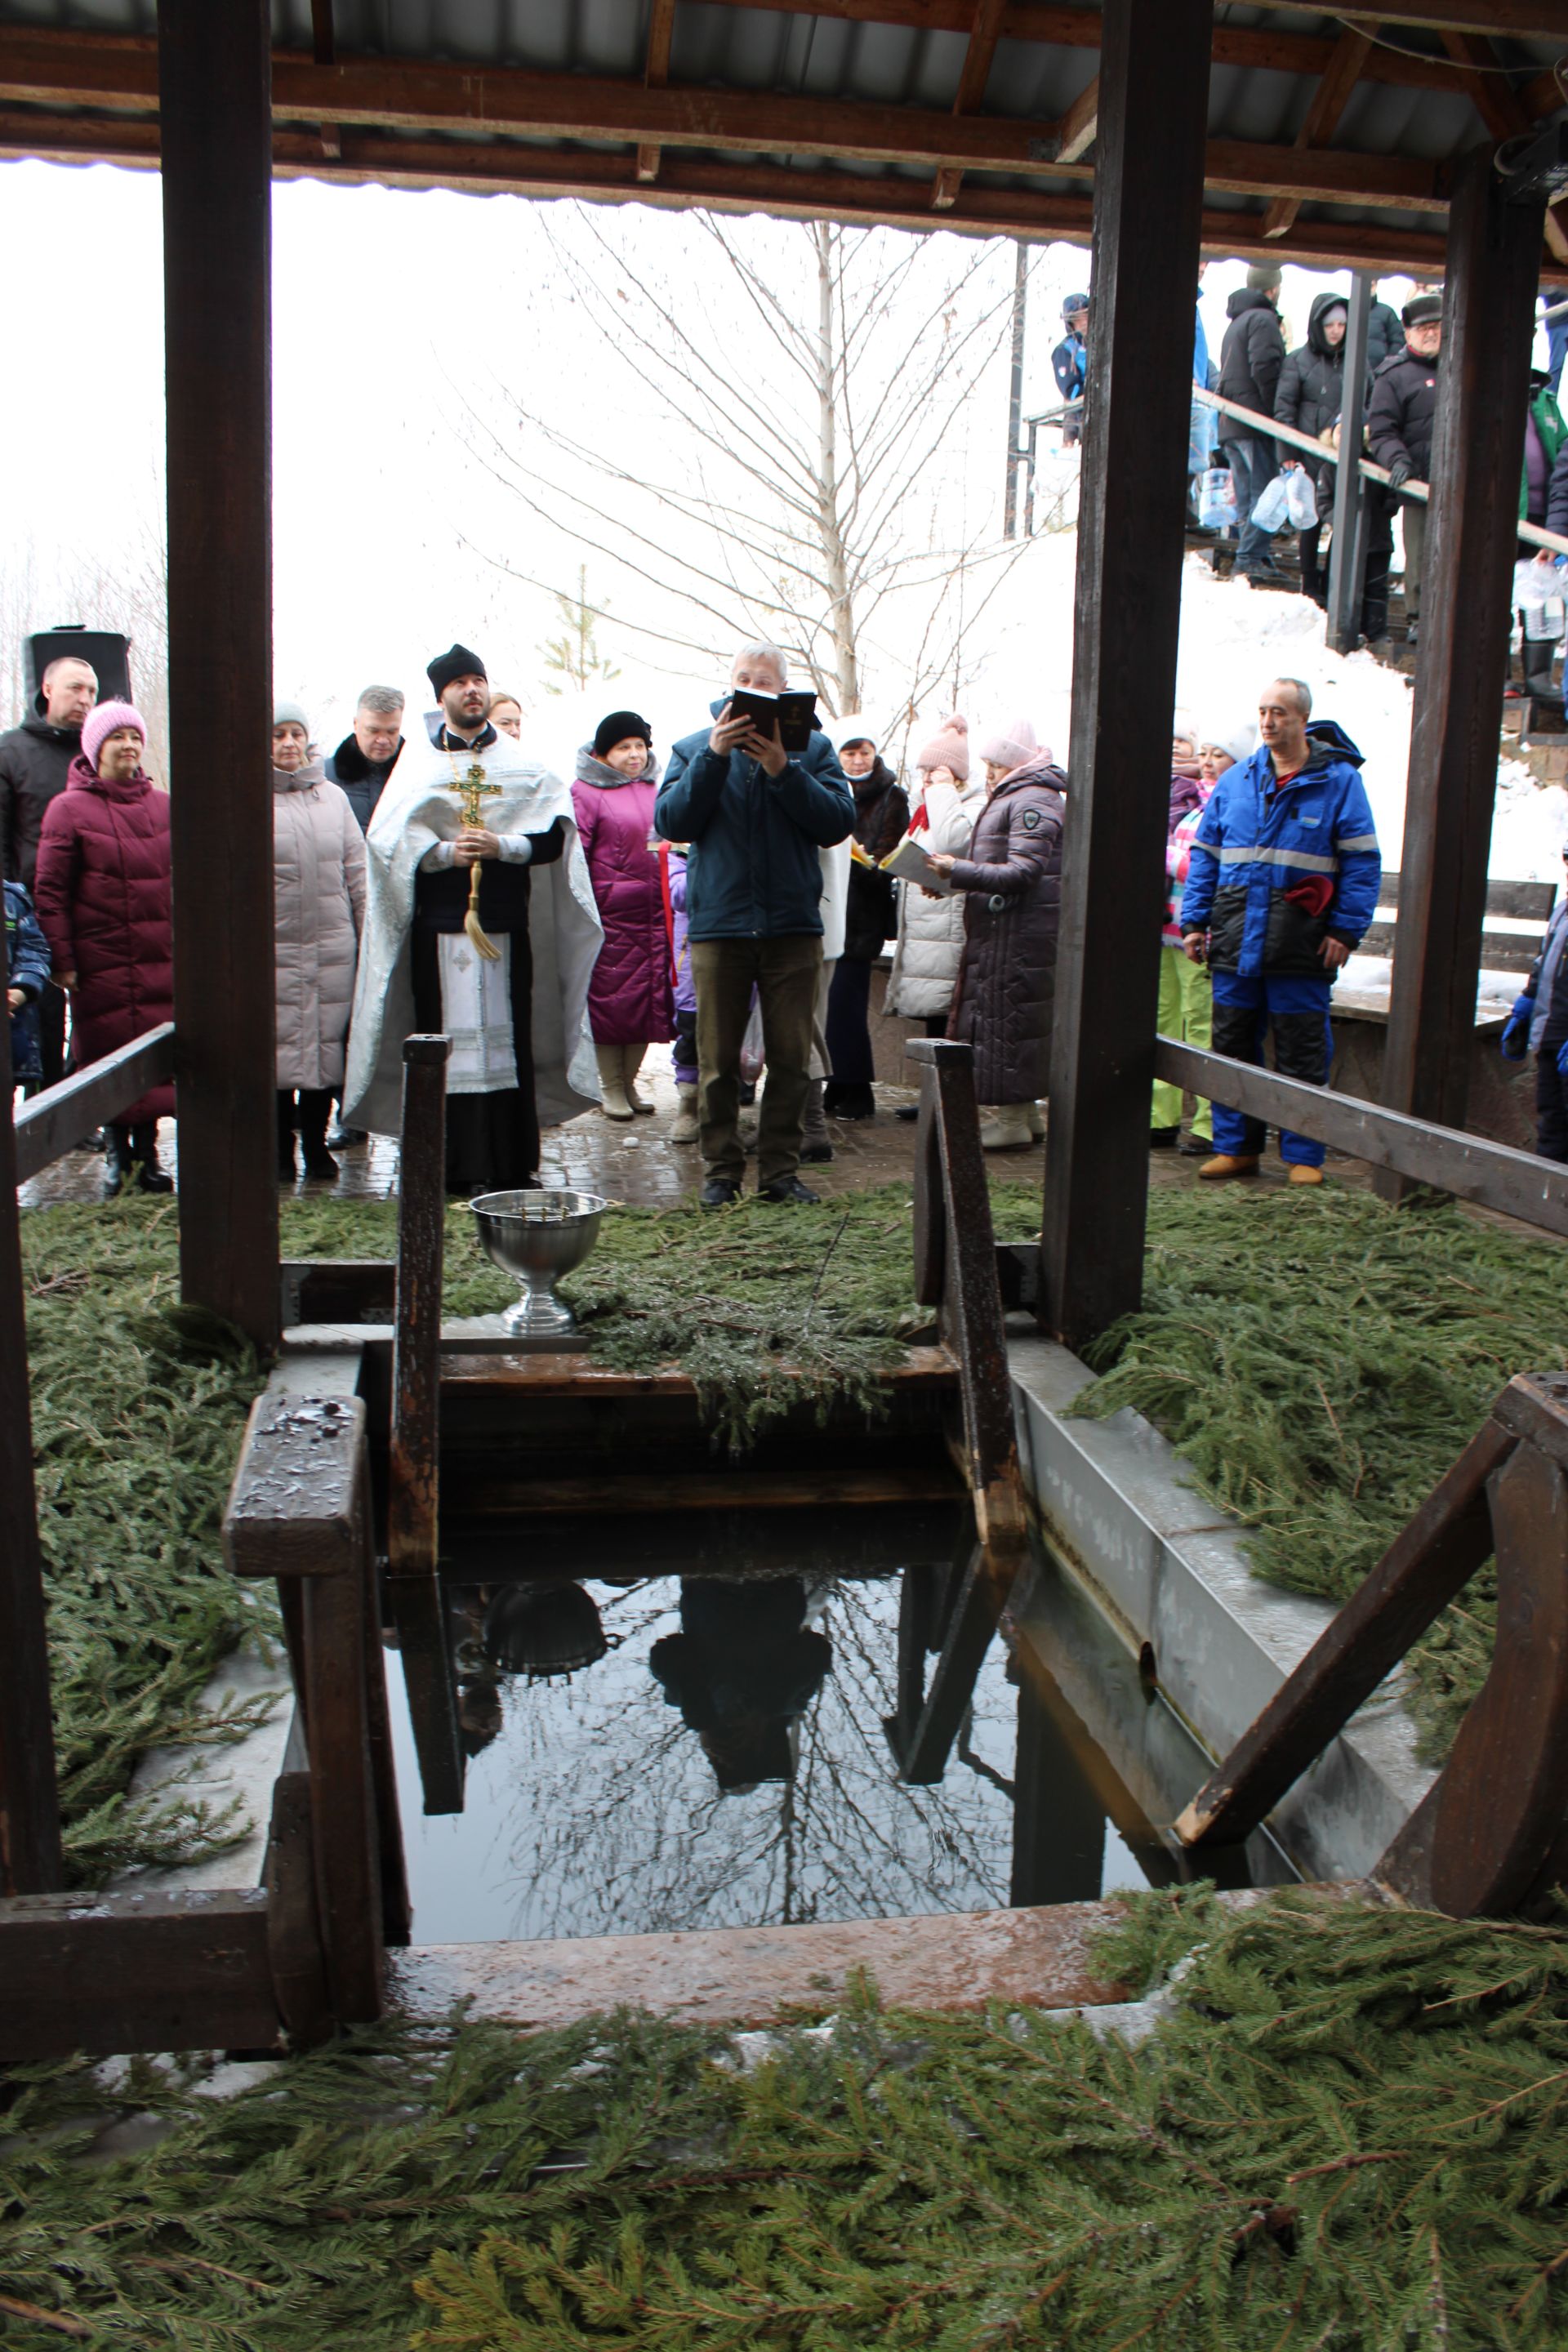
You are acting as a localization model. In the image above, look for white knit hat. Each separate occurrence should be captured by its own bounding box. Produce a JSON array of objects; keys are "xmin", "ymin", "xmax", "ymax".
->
[
  {"xmin": 1203, "ymin": 719, "xmax": 1257, "ymax": 766},
  {"xmin": 1171, "ymin": 707, "xmax": 1200, "ymax": 750}
]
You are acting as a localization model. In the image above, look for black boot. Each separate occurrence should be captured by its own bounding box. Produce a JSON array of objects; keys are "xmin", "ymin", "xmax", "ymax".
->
[
  {"xmin": 298, "ymin": 1089, "xmax": 340, "ymax": 1183},
  {"xmin": 278, "ymin": 1091, "xmax": 298, "ymax": 1184},
  {"xmin": 130, "ymin": 1123, "xmax": 174, "ymax": 1195},
  {"xmin": 103, "ymin": 1124, "xmax": 135, "ymax": 1200}
]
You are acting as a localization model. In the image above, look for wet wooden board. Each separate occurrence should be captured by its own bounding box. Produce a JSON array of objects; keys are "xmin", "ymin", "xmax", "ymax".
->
[
  {"xmin": 0, "ymin": 1890, "xmax": 277, "ymax": 2059},
  {"xmin": 436, "ymin": 1345, "xmax": 957, "ymax": 1393},
  {"xmin": 448, "ymin": 1466, "xmax": 968, "ymax": 1515},
  {"xmin": 390, "ymin": 1900, "xmax": 1137, "ymax": 2031}
]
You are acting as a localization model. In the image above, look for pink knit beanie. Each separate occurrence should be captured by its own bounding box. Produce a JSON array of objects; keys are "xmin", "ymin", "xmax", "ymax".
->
[
  {"xmin": 979, "ymin": 715, "xmax": 1041, "ymax": 772},
  {"xmin": 82, "ymin": 700, "xmax": 146, "ymax": 772},
  {"xmin": 915, "ymin": 712, "xmax": 970, "ymax": 782}
]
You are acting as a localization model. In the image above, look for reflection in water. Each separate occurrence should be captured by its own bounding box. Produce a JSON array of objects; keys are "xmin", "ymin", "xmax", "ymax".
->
[{"xmin": 649, "ymin": 1577, "xmax": 832, "ymax": 1791}]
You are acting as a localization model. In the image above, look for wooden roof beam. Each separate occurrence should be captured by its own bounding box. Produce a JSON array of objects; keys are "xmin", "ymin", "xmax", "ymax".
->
[
  {"xmin": 1251, "ymin": 0, "xmax": 1568, "ymax": 30},
  {"xmin": 637, "ymin": 0, "xmax": 677, "ymax": 187},
  {"xmin": 0, "ymin": 18, "xmax": 1545, "ymax": 104},
  {"xmin": 1053, "ymin": 72, "xmax": 1100, "ymax": 165},
  {"xmin": 1263, "ymin": 24, "xmax": 1374, "ymax": 241},
  {"xmin": 931, "ymin": 0, "xmax": 1008, "ymax": 211}
]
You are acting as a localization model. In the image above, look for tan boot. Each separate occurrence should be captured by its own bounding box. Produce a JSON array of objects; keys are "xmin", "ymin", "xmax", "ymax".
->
[
  {"xmin": 595, "ymin": 1045, "xmax": 634, "ymax": 1120},
  {"xmin": 622, "ymin": 1043, "xmax": 655, "ymax": 1113},
  {"xmin": 978, "ymin": 1102, "xmax": 1035, "ymax": 1151},
  {"xmin": 670, "ymin": 1083, "xmax": 700, "ymax": 1143},
  {"xmin": 1198, "ymin": 1152, "xmax": 1260, "ymax": 1180},
  {"xmin": 1287, "ymin": 1163, "xmax": 1325, "ymax": 1187}
]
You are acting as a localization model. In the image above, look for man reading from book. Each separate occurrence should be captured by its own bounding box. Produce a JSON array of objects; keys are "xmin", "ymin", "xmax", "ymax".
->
[{"xmin": 657, "ymin": 642, "xmax": 854, "ymax": 1208}]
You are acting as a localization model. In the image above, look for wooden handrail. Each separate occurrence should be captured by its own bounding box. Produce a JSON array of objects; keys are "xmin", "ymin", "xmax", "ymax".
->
[
  {"xmin": 13, "ymin": 1022, "xmax": 175, "ymax": 1184},
  {"xmin": 1155, "ymin": 1033, "xmax": 1568, "ymax": 1236}
]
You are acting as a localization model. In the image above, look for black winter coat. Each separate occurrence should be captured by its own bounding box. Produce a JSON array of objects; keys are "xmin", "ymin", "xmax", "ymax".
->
[
  {"xmin": 841, "ymin": 760, "xmax": 910, "ymax": 963},
  {"xmin": 946, "ymin": 757, "xmax": 1066, "ymax": 1104},
  {"xmin": 325, "ymin": 733, "xmax": 404, "ymax": 833},
  {"xmin": 0, "ymin": 715, "xmax": 82, "ymax": 890},
  {"xmin": 1366, "ymin": 301, "xmax": 1404, "ymax": 374},
  {"xmin": 1366, "ymin": 346, "xmax": 1439, "ymax": 483},
  {"xmin": 1274, "ymin": 292, "xmax": 1356, "ymax": 480},
  {"xmin": 1217, "ymin": 290, "xmax": 1285, "ymax": 448}
]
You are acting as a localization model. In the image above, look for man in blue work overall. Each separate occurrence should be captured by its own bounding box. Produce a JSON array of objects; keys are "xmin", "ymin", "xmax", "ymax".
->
[{"xmin": 1179, "ymin": 676, "xmax": 1380, "ymax": 1187}]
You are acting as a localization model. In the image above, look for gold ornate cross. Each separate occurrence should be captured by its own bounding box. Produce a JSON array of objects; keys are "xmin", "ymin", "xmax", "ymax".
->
[{"xmin": 448, "ymin": 758, "xmax": 506, "ymax": 962}]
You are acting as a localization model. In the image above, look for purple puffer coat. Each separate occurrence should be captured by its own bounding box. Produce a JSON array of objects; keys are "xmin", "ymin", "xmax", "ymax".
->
[
  {"xmin": 946, "ymin": 755, "xmax": 1067, "ymax": 1104},
  {"xmin": 571, "ymin": 747, "xmax": 675, "ymax": 1045}
]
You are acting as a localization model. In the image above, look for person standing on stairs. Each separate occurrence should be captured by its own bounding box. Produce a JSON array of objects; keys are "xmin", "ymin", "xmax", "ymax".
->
[
  {"xmin": 1366, "ymin": 292, "xmax": 1441, "ymax": 648},
  {"xmin": 33, "ymin": 701, "xmax": 175, "ymax": 1198},
  {"xmin": 1214, "ymin": 265, "xmax": 1287, "ymax": 585},
  {"xmin": 1180, "ymin": 678, "xmax": 1379, "ymax": 1189},
  {"xmin": 925, "ymin": 729, "xmax": 1066, "ymax": 1152},
  {"xmin": 572, "ymin": 710, "xmax": 673, "ymax": 1122}
]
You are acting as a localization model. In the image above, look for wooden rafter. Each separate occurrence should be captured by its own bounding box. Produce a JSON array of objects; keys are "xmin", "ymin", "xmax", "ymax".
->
[
  {"xmin": 931, "ymin": 0, "xmax": 1008, "ymax": 212},
  {"xmin": 1263, "ymin": 24, "xmax": 1375, "ymax": 240},
  {"xmin": 310, "ymin": 0, "xmax": 334, "ymax": 68},
  {"xmin": 637, "ymin": 0, "xmax": 677, "ymax": 185},
  {"xmin": 0, "ymin": 33, "xmax": 1450, "ymax": 209},
  {"xmin": 0, "ymin": 100, "xmax": 1522, "ymax": 277},
  {"xmin": 1441, "ymin": 29, "xmax": 1568, "ymax": 263},
  {"xmin": 1054, "ymin": 73, "xmax": 1100, "ymax": 165}
]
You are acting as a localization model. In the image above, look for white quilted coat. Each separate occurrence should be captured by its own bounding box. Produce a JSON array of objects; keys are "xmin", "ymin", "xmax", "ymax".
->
[
  {"xmin": 273, "ymin": 764, "xmax": 368, "ymax": 1090},
  {"xmin": 884, "ymin": 774, "xmax": 986, "ymax": 1019}
]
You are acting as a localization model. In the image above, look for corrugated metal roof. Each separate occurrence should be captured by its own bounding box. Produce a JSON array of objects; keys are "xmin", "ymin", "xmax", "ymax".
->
[{"xmin": 0, "ymin": 0, "xmax": 1564, "ymax": 269}]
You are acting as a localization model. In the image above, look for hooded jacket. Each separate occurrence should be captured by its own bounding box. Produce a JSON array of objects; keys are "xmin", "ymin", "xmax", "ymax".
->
[
  {"xmin": 4, "ymin": 878, "xmax": 50, "ymax": 1085},
  {"xmin": 325, "ymin": 732, "xmax": 404, "ymax": 833},
  {"xmin": 273, "ymin": 760, "xmax": 367, "ymax": 1091},
  {"xmin": 656, "ymin": 706, "xmax": 853, "ymax": 941},
  {"xmin": 1180, "ymin": 720, "xmax": 1380, "ymax": 978},
  {"xmin": 1274, "ymin": 293, "xmax": 1357, "ymax": 478},
  {"xmin": 0, "ymin": 713, "xmax": 84, "ymax": 889},
  {"xmin": 33, "ymin": 753, "xmax": 174, "ymax": 1123},
  {"xmin": 1216, "ymin": 289, "xmax": 1285, "ymax": 448},
  {"xmin": 1526, "ymin": 897, "xmax": 1568, "ymax": 1053},
  {"xmin": 1366, "ymin": 299, "xmax": 1405, "ymax": 374},
  {"xmin": 572, "ymin": 742, "xmax": 674, "ymax": 1044},
  {"xmin": 946, "ymin": 754, "xmax": 1067, "ymax": 1104},
  {"xmin": 884, "ymin": 767, "xmax": 987, "ymax": 1018},
  {"xmin": 1366, "ymin": 344, "xmax": 1439, "ymax": 483}
]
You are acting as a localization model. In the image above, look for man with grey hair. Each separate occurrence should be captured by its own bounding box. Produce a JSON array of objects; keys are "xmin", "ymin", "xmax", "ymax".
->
[
  {"xmin": 0, "ymin": 652, "xmax": 98, "ymax": 1087},
  {"xmin": 325, "ymin": 684, "xmax": 406, "ymax": 832},
  {"xmin": 657, "ymin": 641, "xmax": 854, "ymax": 1207},
  {"xmin": 1180, "ymin": 675, "xmax": 1380, "ymax": 1186}
]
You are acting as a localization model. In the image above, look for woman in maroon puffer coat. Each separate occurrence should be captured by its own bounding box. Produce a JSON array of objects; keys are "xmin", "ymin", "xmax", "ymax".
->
[
  {"xmin": 34, "ymin": 699, "xmax": 175, "ymax": 1197},
  {"xmin": 571, "ymin": 709, "xmax": 674, "ymax": 1120},
  {"xmin": 927, "ymin": 746, "xmax": 1067, "ymax": 1152}
]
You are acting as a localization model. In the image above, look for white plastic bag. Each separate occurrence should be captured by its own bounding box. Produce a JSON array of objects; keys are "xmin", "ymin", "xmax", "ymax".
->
[
  {"xmin": 1188, "ymin": 397, "xmax": 1218, "ymax": 476},
  {"xmin": 1250, "ymin": 474, "xmax": 1293, "ymax": 533},
  {"xmin": 739, "ymin": 997, "xmax": 765, "ymax": 1084},
  {"xmin": 1514, "ymin": 555, "xmax": 1566, "ymax": 640},
  {"xmin": 1198, "ymin": 467, "xmax": 1236, "ymax": 529},
  {"xmin": 1284, "ymin": 468, "xmax": 1319, "ymax": 531}
]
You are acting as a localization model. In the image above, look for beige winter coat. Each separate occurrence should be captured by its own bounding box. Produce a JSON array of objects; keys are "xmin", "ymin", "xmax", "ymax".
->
[
  {"xmin": 273, "ymin": 763, "xmax": 368, "ymax": 1090},
  {"xmin": 884, "ymin": 773, "xmax": 986, "ymax": 1019}
]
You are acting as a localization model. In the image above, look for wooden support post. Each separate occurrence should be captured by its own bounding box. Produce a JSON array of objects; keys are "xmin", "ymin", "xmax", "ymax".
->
[
  {"xmin": 1379, "ymin": 145, "xmax": 1544, "ymax": 1178},
  {"xmin": 894, "ymin": 1544, "xmax": 1008, "ymax": 1784},
  {"xmin": 0, "ymin": 927, "xmax": 63, "ymax": 1895},
  {"xmin": 225, "ymin": 1392, "xmax": 398, "ymax": 2024},
  {"xmin": 1325, "ymin": 271, "xmax": 1372, "ymax": 655},
  {"xmin": 906, "ymin": 1038, "xmax": 1027, "ymax": 1556},
  {"xmin": 388, "ymin": 1036, "xmax": 449, "ymax": 1579},
  {"xmin": 1039, "ymin": 0, "xmax": 1212, "ymax": 1350},
  {"xmin": 158, "ymin": 0, "xmax": 279, "ymax": 1350}
]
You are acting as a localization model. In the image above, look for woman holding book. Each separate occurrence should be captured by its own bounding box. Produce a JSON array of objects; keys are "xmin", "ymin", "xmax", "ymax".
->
[
  {"xmin": 884, "ymin": 715, "xmax": 982, "ymax": 1095},
  {"xmin": 926, "ymin": 722, "xmax": 1065, "ymax": 1152}
]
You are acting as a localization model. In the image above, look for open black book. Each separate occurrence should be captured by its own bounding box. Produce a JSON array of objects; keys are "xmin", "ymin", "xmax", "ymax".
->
[{"xmin": 728, "ymin": 687, "xmax": 819, "ymax": 754}]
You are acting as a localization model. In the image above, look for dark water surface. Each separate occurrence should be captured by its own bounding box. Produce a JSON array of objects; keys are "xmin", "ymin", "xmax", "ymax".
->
[{"xmin": 387, "ymin": 1530, "xmax": 1284, "ymax": 1947}]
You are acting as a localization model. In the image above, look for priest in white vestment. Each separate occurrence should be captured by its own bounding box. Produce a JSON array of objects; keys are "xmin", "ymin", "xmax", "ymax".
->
[{"xmin": 342, "ymin": 644, "xmax": 602, "ymax": 1192}]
